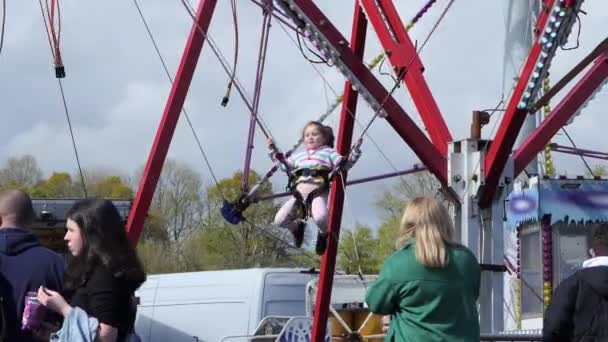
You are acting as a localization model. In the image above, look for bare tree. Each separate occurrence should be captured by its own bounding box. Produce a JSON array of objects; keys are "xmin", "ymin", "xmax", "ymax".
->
[
  {"xmin": 374, "ymin": 170, "xmax": 441, "ymax": 220},
  {"xmin": 151, "ymin": 159, "xmax": 205, "ymax": 241},
  {"xmin": 0, "ymin": 155, "xmax": 43, "ymax": 189}
]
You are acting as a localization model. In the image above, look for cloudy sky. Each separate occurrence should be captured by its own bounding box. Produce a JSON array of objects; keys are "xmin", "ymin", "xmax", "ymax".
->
[{"xmin": 1, "ymin": 0, "xmax": 606, "ymax": 229}]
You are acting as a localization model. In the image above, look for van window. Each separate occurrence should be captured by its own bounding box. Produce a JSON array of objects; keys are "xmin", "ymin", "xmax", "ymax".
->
[{"xmin": 262, "ymin": 273, "xmax": 313, "ymax": 318}]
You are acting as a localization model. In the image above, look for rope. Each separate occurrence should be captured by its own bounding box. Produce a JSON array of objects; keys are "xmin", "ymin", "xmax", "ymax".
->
[
  {"xmin": 179, "ymin": 0, "xmax": 275, "ymax": 141},
  {"xmin": 221, "ymin": 0, "xmax": 239, "ymax": 106},
  {"xmin": 38, "ymin": 0, "xmax": 87, "ymax": 196},
  {"xmin": 57, "ymin": 79, "xmax": 88, "ymax": 197},
  {"xmin": 0, "ymin": 0, "xmax": 6, "ymax": 59}
]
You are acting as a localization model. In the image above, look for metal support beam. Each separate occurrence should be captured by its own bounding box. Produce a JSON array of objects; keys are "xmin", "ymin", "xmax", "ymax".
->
[
  {"xmin": 311, "ymin": 3, "xmax": 365, "ymax": 340},
  {"xmin": 549, "ymin": 143, "xmax": 608, "ymax": 161},
  {"xmin": 529, "ymin": 37, "xmax": 608, "ymax": 113},
  {"xmin": 256, "ymin": 165, "xmax": 427, "ymax": 201},
  {"xmin": 126, "ymin": 0, "xmax": 218, "ymax": 245},
  {"xmin": 448, "ymin": 139, "xmax": 505, "ymax": 334},
  {"xmin": 242, "ymin": 7, "xmax": 273, "ymax": 192},
  {"xmin": 278, "ymin": 0, "xmax": 448, "ymax": 185},
  {"xmin": 359, "ymin": 0, "xmax": 452, "ymax": 155},
  {"xmin": 514, "ymin": 54, "xmax": 608, "ymax": 175},
  {"xmin": 481, "ymin": 0, "xmax": 582, "ymax": 206}
]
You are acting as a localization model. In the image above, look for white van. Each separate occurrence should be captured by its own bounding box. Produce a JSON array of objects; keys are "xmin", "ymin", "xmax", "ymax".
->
[{"xmin": 134, "ymin": 268, "xmax": 318, "ymax": 341}]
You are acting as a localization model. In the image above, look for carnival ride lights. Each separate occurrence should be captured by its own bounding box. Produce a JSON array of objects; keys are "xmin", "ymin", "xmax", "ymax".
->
[
  {"xmin": 118, "ymin": 0, "xmax": 606, "ymax": 339},
  {"xmin": 517, "ymin": 0, "xmax": 584, "ymax": 110}
]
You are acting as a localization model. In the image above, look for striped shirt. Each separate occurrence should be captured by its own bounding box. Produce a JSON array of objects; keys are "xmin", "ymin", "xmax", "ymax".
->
[
  {"xmin": 286, "ymin": 146, "xmax": 342, "ymax": 171},
  {"xmin": 270, "ymin": 145, "xmax": 361, "ymax": 185}
]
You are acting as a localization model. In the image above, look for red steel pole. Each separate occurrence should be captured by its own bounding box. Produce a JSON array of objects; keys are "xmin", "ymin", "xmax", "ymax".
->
[
  {"xmin": 311, "ymin": 3, "xmax": 367, "ymax": 341},
  {"xmin": 126, "ymin": 0, "xmax": 218, "ymax": 245},
  {"xmin": 360, "ymin": 0, "xmax": 452, "ymax": 154}
]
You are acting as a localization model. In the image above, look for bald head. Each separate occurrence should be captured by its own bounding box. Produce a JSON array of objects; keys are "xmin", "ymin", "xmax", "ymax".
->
[{"xmin": 0, "ymin": 190, "xmax": 36, "ymax": 228}]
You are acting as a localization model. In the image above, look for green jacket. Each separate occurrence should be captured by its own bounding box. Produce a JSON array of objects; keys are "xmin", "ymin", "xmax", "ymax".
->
[{"xmin": 366, "ymin": 243, "xmax": 481, "ymax": 342}]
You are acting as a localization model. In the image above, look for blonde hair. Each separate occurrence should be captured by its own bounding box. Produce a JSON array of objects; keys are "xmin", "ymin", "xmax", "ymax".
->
[{"xmin": 396, "ymin": 197, "xmax": 457, "ymax": 268}]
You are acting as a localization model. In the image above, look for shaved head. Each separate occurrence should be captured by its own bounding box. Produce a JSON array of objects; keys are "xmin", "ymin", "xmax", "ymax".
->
[{"xmin": 0, "ymin": 190, "xmax": 36, "ymax": 227}]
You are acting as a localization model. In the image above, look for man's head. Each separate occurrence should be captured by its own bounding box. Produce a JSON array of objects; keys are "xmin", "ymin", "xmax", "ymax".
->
[
  {"xmin": 590, "ymin": 222, "xmax": 608, "ymax": 257},
  {"xmin": 0, "ymin": 190, "xmax": 36, "ymax": 228}
]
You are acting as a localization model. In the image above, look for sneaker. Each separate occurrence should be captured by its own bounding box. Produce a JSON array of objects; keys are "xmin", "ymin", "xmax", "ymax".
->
[
  {"xmin": 292, "ymin": 220, "xmax": 306, "ymax": 248},
  {"xmin": 316, "ymin": 232, "xmax": 328, "ymax": 255}
]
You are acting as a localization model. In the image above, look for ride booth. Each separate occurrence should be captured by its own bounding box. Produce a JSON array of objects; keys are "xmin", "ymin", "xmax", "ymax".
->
[{"xmin": 504, "ymin": 176, "xmax": 608, "ymax": 331}]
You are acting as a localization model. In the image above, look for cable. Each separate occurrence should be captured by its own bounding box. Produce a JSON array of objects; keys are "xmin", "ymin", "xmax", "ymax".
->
[
  {"xmin": 402, "ymin": 0, "xmax": 455, "ymax": 74},
  {"xmin": 561, "ymin": 127, "xmax": 594, "ymax": 175},
  {"xmin": 38, "ymin": 0, "xmax": 54, "ymax": 55},
  {"xmin": 560, "ymin": 12, "xmax": 581, "ymax": 51},
  {"xmin": 179, "ymin": 0, "xmax": 276, "ymax": 142},
  {"xmin": 0, "ymin": 0, "xmax": 6, "ymax": 59},
  {"xmin": 57, "ymin": 79, "xmax": 88, "ymax": 197},
  {"xmin": 221, "ymin": 0, "xmax": 239, "ymax": 106},
  {"xmin": 296, "ymin": 30, "xmax": 328, "ymax": 64},
  {"xmin": 378, "ymin": 56, "xmax": 398, "ymax": 83},
  {"xmin": 132, "ymin": 0, "xmax": 227, "ymax": 200}
]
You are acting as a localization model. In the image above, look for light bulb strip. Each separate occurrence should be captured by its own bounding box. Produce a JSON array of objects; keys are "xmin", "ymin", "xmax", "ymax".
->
[
  {"xmin": 277, "ymin": 0, "xmax": 389, "ymax": 117},
  {"xmin": 517, "ymin": 0, "xmax": 585, "ymax": 110}
]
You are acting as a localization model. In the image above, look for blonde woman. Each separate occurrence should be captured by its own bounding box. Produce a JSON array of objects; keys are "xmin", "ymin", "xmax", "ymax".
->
[{"xmin": 366, "ymin": 197, "xmax": 480, "ymax": 342}]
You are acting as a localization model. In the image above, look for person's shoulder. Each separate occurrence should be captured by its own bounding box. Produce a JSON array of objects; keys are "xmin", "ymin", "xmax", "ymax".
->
[
  {"xmin": 449, "ymin": 245, "xmax": 480, "ymax": 267},
  {"xmin": 384, "ymin": 245, "xmax": 415, "ymax": 267},
  {"xmin": 28, "ymin": 244, "xmax": 64, "ymax": 264}
]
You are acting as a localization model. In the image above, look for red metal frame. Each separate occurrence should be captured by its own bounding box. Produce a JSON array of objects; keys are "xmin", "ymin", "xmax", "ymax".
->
[
  {"xmin": 292, "ymin": 0, "xmax": 447, "ymax": 185},
  {"xmin": 360, "ymin": 0, "xmax": 452, "ymax": 155},
  {"xmin": 480, "ymin": 0, "xmax": 558, "ymax": 206},
  {"xmin": 125, "ymin": 0, "xmax": 603, "ymax": 340},
  {"xmin": 529, "ymin": 38, "xmax": 608, "ymax": 112},
  {"xmin": 126, "ymin": 0, "xmax": 218, "ymax": 245},
  {"xmin": 310, "ymin": 2, "xmax": 366, "ymax": 340},
  {"xmin": 514, "ymin": 53, "xmax": 608, "ymax": 175}
]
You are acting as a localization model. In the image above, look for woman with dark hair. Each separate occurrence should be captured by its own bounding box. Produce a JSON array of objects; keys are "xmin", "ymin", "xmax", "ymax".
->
[{"xmin": 37, "ymin": 198, "xmax": 146, "ymax": 341}]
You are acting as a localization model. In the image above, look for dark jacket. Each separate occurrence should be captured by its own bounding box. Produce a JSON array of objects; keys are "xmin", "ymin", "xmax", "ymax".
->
[
  {"xmin": 0, "ymin": 227, "xmax": 65, "ymax": 342},
  {"xmin": 366, "ymin": 243, "xmax": 481, "ymax": 342},
  {"xmin": 543, "ymin": 257, "xmax": 608, "ymax": 342}
]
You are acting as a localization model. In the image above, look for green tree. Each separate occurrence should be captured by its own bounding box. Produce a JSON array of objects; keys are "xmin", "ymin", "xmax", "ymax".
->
[
  {"xmin": 338, "ymin": 224, "xmax": 381, "ymax": 274},
  {"xmin": 29, "ymin": 172, "xmax": 76, "ymax": 198},
  {"xmin": 93, "ymin": 176, "xmax": 133, "ymax": 198},
  {"xmin": 190, "ymin": 170, "xmax": 295, "ymax": 269},
  {"xmin": 588, "ymin": 164, "xmax": 608, "ymax": 177},
  {"xmin": 376, "ymin": 217, "xmax": 400, "ymax": 262}
]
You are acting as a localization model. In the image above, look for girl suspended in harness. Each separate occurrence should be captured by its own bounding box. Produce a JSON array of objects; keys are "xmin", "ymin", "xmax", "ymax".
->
[{"xmin": 268, "ymin": 121, "xmax": 362, "ymax": 255}]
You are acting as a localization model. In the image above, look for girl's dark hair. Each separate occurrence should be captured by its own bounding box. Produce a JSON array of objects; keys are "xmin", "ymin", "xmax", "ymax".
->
[
  {"xmin": 303, "ymin": 121, "xmax": 335, "ymax": 148},
  {"xmin": 64, "ymin": 198, "xmax": 146, "ymax": 290}
]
